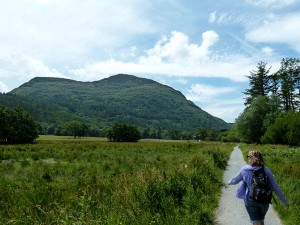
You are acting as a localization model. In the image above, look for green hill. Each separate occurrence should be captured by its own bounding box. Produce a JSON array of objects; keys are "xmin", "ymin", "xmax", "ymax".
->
[{"xmin": 1, "ymin": 74, "xmax": 229, "ymax": 132}]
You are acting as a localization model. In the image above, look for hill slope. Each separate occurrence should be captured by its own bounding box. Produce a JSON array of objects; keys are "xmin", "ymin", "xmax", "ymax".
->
[{"xmin": 6, "ymin": 74, "xmax": 229, "ymax": 131}]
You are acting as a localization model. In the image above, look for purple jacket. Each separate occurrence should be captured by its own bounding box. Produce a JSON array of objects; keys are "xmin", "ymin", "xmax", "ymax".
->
[{"xmin": 228, "ymin": 165, "xmax": 288, "ymax": 206}]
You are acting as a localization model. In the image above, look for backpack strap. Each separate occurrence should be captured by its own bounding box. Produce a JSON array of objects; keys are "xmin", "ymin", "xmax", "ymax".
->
[{"xmin": 262, "ymin": 167, "xmax": 278, "ymax": 205}]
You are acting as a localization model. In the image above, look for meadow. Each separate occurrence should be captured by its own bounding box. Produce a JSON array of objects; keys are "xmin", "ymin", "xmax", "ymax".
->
[
  {"xmin": 240, "ymin": 144, "xmax": 300, "ymax": 225},
  {"xmin": 0, "ymin": 136, "xmax": 234, "ymax": 225},
  {"xmin": 1, "ymin": 137, "xmax": 299, "ymax": 225}
]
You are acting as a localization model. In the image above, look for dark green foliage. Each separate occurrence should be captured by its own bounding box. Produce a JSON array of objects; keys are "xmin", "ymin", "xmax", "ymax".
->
[
  {"xmin": 232, "ymin": 58, "xmax": 300, "ymax": 145},
  {"xmin": 276, "ymin": 58, "xmax": 300, "ymax": 111},
  {"xmin": 2, "ymin": 74, "xmax": 229, "ymax": 133},
  {"xmin": 107, "ymin": 123, "xmax": 141, "ymax": 142},
  {"xmin": 261, "ymin": 111, "xmax": 300, "ymax": 146},
  {"xmin": 234, "ymin": 96, "xmax": 272, "ymax": 143},
  {"xmin": 0, "ymin": 105, "xmax": 38, "ymax": 144},
  {"xmin": 55, "ymin": 121, "xmax": 89, "ymax": 138},
  {"xmin": 243, "ymin": 61, "xmax": 271, "ymax": 106}
]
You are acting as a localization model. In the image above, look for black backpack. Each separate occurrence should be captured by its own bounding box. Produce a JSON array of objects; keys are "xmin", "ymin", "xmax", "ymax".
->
[{"xmin": 249, "ymin": 167, "xmax": 273, "ymax": 203}]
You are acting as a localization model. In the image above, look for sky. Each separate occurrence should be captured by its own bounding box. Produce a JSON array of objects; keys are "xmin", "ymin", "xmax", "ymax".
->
[{"xmin": 1, "ymin": 0, "xmax": 300, "ymax": 123}]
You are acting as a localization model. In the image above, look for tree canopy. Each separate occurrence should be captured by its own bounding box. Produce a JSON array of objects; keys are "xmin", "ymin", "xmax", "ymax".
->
[
  {"xmin": 243, "ymin": 61, "xmax": 271, "ymax": 106},
  {"xmin": 231, "ymin": 58, "xmax": 300, "ymax": 145},
  {"xmin": 261, "ymin": 111, "xmax": 300, "ymax": 146},
  {"xmin": 0, "ymin": 105, "xmax": 39, "ymax": 144},
  {"xmin": 107, "ymin": 123, "xmax": 141, "ymax": 142}
]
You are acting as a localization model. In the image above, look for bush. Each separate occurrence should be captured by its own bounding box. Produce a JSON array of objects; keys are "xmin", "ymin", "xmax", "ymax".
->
[
  {"xmin": 261, "ymin": 111, "xmax": 300, "ymax": 146},
  {"xmin": 106, "ymin": 123, "xmax": 141, "ymax": 142}
]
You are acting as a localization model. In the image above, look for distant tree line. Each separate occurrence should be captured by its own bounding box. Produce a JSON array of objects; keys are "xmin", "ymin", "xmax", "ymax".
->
[
  {"xmin": 0, "ymin": 105, "xmax": 38, "ymax": 144},
  {"xmin": 141, "ymin": 127, "xmax": 227, "ymax": 141},
  {"xmin": 226, "ymin": 58, "xmax": 300, "ymax": 146},
  {"xmin": 0, "ymin": 103, "xmax": 227, "ymax": 144}
]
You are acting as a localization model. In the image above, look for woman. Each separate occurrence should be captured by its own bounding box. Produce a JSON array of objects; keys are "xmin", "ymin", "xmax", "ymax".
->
[{"xmin": 228, "ymin": 149, "xmax": 289, "ymax": 225}]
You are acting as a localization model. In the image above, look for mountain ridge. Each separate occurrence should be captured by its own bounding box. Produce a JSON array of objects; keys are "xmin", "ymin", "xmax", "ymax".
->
[{"xmin": 4, "ymin": 74, "xmax": 229, "ymax": 132}]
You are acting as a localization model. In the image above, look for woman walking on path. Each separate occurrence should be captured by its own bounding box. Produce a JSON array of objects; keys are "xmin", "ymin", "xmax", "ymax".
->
[{"xmin": 228, "ymin": 149, "xmax": 289, "ymax": 225}]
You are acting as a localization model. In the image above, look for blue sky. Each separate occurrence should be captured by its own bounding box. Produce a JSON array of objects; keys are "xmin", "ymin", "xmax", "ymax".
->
[{"xmin": 1, "ymin": 0, "xmax": 300, "ymax": 123}]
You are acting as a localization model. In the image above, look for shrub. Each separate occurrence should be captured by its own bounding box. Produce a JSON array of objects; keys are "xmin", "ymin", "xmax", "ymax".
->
[
  {"xmin": 261, "ymin": 111, "xmax": 300, "ymax": 146},
  {"xmin": 106, "ymin": 123, "xmax": 141, "ymax": 142}
]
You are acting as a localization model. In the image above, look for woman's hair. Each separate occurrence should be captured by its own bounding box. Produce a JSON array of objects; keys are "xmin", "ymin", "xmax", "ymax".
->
[{"xmin": 248, "ymin": 149, "xmax": 264, "ymax": 166}]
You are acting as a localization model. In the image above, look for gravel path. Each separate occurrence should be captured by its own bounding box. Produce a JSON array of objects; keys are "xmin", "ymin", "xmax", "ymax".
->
[{"xmin": 215, "ymin": 146, "xmax": 283, "ymax": 225}]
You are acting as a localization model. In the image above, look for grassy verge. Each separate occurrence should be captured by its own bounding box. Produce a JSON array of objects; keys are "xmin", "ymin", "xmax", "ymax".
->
[
  {"xmin": 0, "ymin": 137, "xmax": 234, "ymax": 224},
  {"xmin": 240, "ymin": 144, "xmax": 300, "ymax": 225}
]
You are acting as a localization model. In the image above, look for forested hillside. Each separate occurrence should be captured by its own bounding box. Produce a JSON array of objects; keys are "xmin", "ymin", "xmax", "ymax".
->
[{"xmin": 0, "ymin": 74, "xmax": 229, "ymax": 136}]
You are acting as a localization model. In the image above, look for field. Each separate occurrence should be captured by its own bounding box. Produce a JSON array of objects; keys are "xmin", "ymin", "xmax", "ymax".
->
[
  {"xmin": 0, "ymin": 136, "xmax": 234, "ymax": 225},
  {"xmin": 240, "ymin": 144, "xmax": 300, "ymax": 225},
  {"xmin": 1, "ymin": 137, "xmax": 299, "ymax": 225}
]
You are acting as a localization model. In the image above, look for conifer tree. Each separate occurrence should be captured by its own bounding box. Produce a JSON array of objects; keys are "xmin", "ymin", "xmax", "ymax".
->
[{"xmin": 243, "ymin": 61, "xmax": 271, "ymax": 106}]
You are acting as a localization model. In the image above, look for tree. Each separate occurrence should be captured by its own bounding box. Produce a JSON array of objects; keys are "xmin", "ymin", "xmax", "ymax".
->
[
  {"xmin": 195, "ymin": 128, "xmax": 208, "ymax": 140},
  {"xmin": 54, "ymin": 121, "xmax": 89, "ymax": 137},
  {"xmin": 261, "ymin": 111, "xmax": 300, "ymax": 146},
  {"xmin": 0, "ymin": 105, "xmax": 10, "ymax": 143},
  {"xmin": 66, "ymin": 121, "xmax": 89, "ymax": 138},
  {"xmin": 269, "ymin": 71, "xmax": 282, "ymax": 110},
  {"xmin": 0, "ymin": 105, "xmax": 38, "ymax": 144},
  {"xmin": 235, "ymin": 58, "xmax": 300, "ymax": 145},
  {"xmin": 243, "ymin": 61, "xmax": 271, "ymax": 106},
  {"xmin": 166, "ymin": 130, "xmax": 181, "ymax": 140},
  {"xmin": 277, "ymin": 58, "xmax": 300, "ymax": 111},
  {"xmin": 180, "ymin": 131, "xmax": 193, "ymax": 140},
  {"xmin": 107, "ymin": 123, "xmax": 141, "ymax": 142},
  {"xmin": 142, "ymin": 128, "xmax": 150, "ymax": 139},
  {"xmin": 234, "ymin": 96, "xmax": 272, "ymax": 143}
]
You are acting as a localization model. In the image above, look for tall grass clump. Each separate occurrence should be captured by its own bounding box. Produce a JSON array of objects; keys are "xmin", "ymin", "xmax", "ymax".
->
[
  {"xmin": 0, "ymin": 137, "xmax": 233, "ymax": 224},
  {"xmin": 240, "ymin": 144, "xmax": 300, "ymax": 225}
]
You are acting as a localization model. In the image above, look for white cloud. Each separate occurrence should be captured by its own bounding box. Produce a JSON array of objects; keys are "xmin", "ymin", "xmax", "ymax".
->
[
  {"xmin": 261, "ymin": 47, "xmax": 274, "ymax": 55},
  {"xmin": 0, "ymin": 55, "xmax": 68, "ymax": 89},
  {"xmin": 26, "ymin": 58, "xmax": 68, "ymax": 79},
  {"xmin": 0, "ymin": 0, "xmax": 153, "ymax": 62},
  {"xmin": 186, "ymin": 84, "xmax": 235, "ymax": 103},
  {"xmin": 209, "ymin": 12, "xmax": 217, "ymax": 23},
  {"xmin": 37, "ymin": 0, "xmax": 57, "ymax": 5},
  {"xmin": 0, "ymin": 81, "xmax": 9, "ymax": 93},
  {"xmin": 71, "ymin": 31, "xmax": 253, "ymax": 82},
  {"xmin": 142, "ymin": 31, "xmax": 219, "ymax": 63},
  {"xmin": 175, "ymin": 78, "xmax": 188, "ymax": 85},
  {"xmin": 246, "ymin": 0, "xmax": 296, "ymax": 8},
  {"xmin": 201, "ymin": 99, "xmax": 245, "ymax": 123},
  {"xmin": 208, "ymin": 12, "xmax": 229, "ymax": 24},
  {"xmin": 246, "ymin": 13, "xmax": 300, "ymax": 52},
  {"xmin": 185, "ymin": 84, "xmax": 245, "ymax": 122}
]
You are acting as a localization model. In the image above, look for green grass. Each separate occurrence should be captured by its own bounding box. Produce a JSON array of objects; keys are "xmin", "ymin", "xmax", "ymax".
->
[
  {"xmin": 0, "ymin": 136, "xmax": 234, "ymax": 224},
  {"xmin": 240, "ymin": 144, "xmax": 300, "ymax": 225}
]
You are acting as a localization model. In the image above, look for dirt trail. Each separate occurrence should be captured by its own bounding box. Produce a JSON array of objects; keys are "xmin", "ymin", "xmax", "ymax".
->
[{"xmin": 215, "ymin": 146, "xmax": 283, "ymax": 225}]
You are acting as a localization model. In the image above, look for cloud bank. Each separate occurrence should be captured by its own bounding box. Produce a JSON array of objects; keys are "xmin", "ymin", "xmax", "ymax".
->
[{"xmin": 71, "ymin": 30, "xmax": 253, "ymax": 82}]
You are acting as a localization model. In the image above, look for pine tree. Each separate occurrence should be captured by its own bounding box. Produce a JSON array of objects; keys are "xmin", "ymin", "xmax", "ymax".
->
[
  {"xmin": 278, "ymin": 58, "xmax": 300, "ymax": 111},
  {"xmin": 243, "ymin": 61, "xmax": 271, "ymax": 106}
]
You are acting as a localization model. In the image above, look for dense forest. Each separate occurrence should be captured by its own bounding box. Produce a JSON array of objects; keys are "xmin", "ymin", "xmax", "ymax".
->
[
  {"xmin": 0, "ymin": 74, "xmax": 229, "ymax": 140},
  {"xmin": 226, "ymin": 58, "xmax": 300, "ymax": 146}
]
